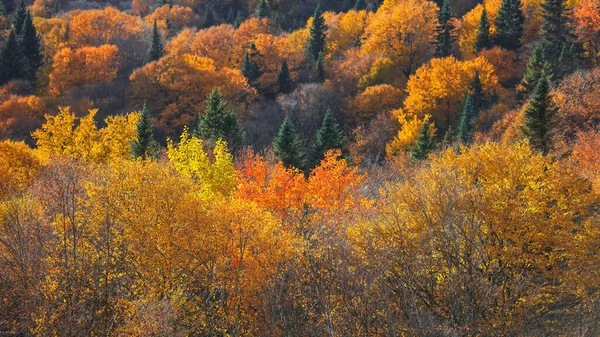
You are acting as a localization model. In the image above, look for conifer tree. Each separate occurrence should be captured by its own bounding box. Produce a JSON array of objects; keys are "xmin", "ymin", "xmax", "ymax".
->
[
  {"xmin": 458, "ymin": 93, "xmax": 477, "ymax": 144},
  {"xmin": 0, "ymin": 1, "xmax": 5, "ymax": 16},
  {"xmin": 165, "ymin": 17, "xmax": 173, "ymax": 34},
  {"xmin": 493, "ymin": 0, "xmax": 525, "ymax": 51},
  {"xmin": 277, "ymin": 59, "xmax": 293, "ymax": 94},
  {"xmin": 470, "ymin": 70, "xmax": 485, "ymax": 110},
  {"xmin": 274, "ymin": 118, "xmax": 304, "ymax": 169},
  {"xmin": 557, "ymin": 43, "xmax": 578, "ymax": 78},
  {"xmin": 521, "ymin": 74, "xmax": 557, "ymax": 155},
  {"xmin": 255, "ymin": 0, "xmax": 272, "ymax": 19},
  {"xmin": 411, "ymin": 121, "xmax": 435, "ymax": 160},
  {"xmin": 150, "ymin": 20, "xmax": 164, "ymax": 61},
  {"xmin": 131, "ymin": 104, "xmax": 156, "ymax": 160},
  {"xmin": 311, "ymin": 110, "xmax": 347, "ymax": 166},
  {"xmin": 227, "ymin": 6, "xmax": 236, "ymax": 24},
  {"xmin": 539, "ymin": 0, "xmax": 575, "ymax": 74},
  {"xmin": 20, "ymin": 11, "xmax": 43, "ymax": 80},
  {"xmin": 354, "ymin": 0, "xmax": 367, "ymax": 10},
  {"xmin": 203, "ymin": 8, "xmax": 214, "ymax": 28},
  {"xmin": 518, "ymin": 43, "xmax": 551, "ymax": 98},
  {"xmin": 307, "ymin": 4, "xmax": 327, "ymax": 60},
  {"xmin": 475, "ymin": 7, "xmax": 492, "ymax": 52},
  {"xmin": 0, "ymin": 29, "xmax": 26, "ymax": 85},
  {"xmin": 196, "ymin": 88, "xmax": 245, "ymax": 150},
  {"xmin": 316, "ymin": 52, "xmax": 325, "ymax": 81},
  {"xmin": 13, "ymin": 0, "xmax": 26, "ymax": 34},
  {"xmin": 241, "ymin": 51, "xmax": 260, "ymax": 83},
  {"xmin": 435, "ymin": 0, "xmax": 455, "ymax": 57}
]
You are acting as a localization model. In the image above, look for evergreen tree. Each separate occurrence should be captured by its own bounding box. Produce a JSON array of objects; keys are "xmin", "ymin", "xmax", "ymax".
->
[
  {"xmin": 458, "ymin": 93, "xmax": 477, "ymax": 144},
  {"xmin": 13, "ymin": 0, "xmax": 26, "ymax": 34},
  {"xmin": 410, "ymin": 121, "xmax": 435, "ymax": 160},
  {"xmin": 435, "ymin": 0, "xmax": 454, "ymax": 57},
  {"xmin": 196, "ymin": 88, "xmax": 245, "ymax": 150},
  {"xmin": 0, "ymin": 29, "xmax": 26, "ymax": 85},
  {"xmin": 131, "ymin": 104, "xmax": 156, "ymax": 160},
  {"xmin": 354, "ymin": 0, "xmax": 367, "ymax": 10},
  {"xmin": 277, "ymin": 59, "xmax": 293, "ymax": 94},
  {"xmin": 20, "ymin": 11, "xmax": 43, "ymax": 81},
  {"xmin": 521, "ymin": 74, "xmax": 557, "ymax": 155},
  {"xmin": 165, "ymin": 17, "xmax": 173, "ymax": 34},
  {"xmin": 307, "ymin": 4, "xmax": 327, "ymax": 60},
  {"xmin": 470, "ymin": 70, "xmax": 485, "ymax": 110},
  {"xmin": 316, "ymin": 52, "xmax": 325, "ymax": 81},
  {"xmin": 2, "ymin": 0, "xmax": 15, "ymax": 14},
  {"xmin": 493, "ymin": 0, "xmax": 525, "ymax": 51},
  {"xmin": 539, "ymin": 0, "xmax": 575, "ymax": 75},
  {"xmin": 557, "ymin": 43, "xmax": 578, "ymax": 78},
  {"xmin": 518, "ymin": 43, "xmax": 551, "ymax": 98},
  {"xmin": 150, "ymin": 20, "xmax": 164, "ymax": 62},
  {"xmin": 311, "ymin": 110, "xmax": 347, "ymax": 166},
  {"xmin": 241, "ymin": 51, "xmax": 260, "ymax": 83},
  {"xmin": 255, "ymin": 0, "xmax": 272, "ymax": 19},
  {"xmin": 203, "ymin": 8, "xmax": 214, "ymax": 28},
  {"xmin": 274, "ymin": 117, "xmax": 304, "ymax": 169},
  {"xmin": 227, "ymin": 6, "xmax": 236, "ymax": 24},
  {"xmin": 475, "ymin": 7, "xmax": 492, "ymax": 52},
  {"xmin": 0, "ymin": 1, "xmax": 5, "ymax": 16}
]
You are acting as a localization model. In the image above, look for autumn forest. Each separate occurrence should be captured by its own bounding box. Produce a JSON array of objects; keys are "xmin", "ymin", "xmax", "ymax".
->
[{"xmin": 0, "ymin": 0, "xmax": 599, "ymax": 335}]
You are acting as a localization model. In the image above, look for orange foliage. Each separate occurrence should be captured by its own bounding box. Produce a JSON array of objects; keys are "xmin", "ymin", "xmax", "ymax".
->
[
  {"xmin": 49, "ymin": 45, "xmax": 120, "ymax": 95},
  {"xmin": 348, "ymin": 85, "xmax": 404, "ymax": 123},
  {"xmin": 324, "ymin": 10, "xmax": 371, "ymax": 60},
  {"xmin": 144, "ymin": 5, "xmax": 194, "ymax": 34},
  {"xmin": 569, "ymin": 130, "xmax": 600, "ymax": 190},
  {"xmin": 574, "ymin": 0, "xmax": 600, "ymax": 64},
  {"xmin": 479, "ymin": 47, "xmax": 521, "ymax": 83},
  {"xmin": 0, "ymin": 95, "xmax": 46, "ymax": 139}
]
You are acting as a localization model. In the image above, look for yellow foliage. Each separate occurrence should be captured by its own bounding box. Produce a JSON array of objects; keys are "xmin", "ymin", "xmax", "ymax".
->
[{"xmin": 386, "ymin": 112, "xmax": 436, "ymax": 158}]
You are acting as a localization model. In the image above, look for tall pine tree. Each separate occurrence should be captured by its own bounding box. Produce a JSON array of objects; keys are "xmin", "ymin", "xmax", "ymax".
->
[
  {"xmin": 435, "ymin": 0, "xmax": 455, "ymax": 57},
  {"xmin": 316, "ymin": 52, "xmax": 325, "ymax": 81},
  {"xmin": 354, "ymin": 0, "xmax": 367, "ymax": 10},
  {"xmin": 475, "ymin": 7, "xmax": 492, "ymax": 52},
  {"xmin": 131, "ymin": 104, "xmax": 156, "ymax": 160},
  {"xmin": 13, "ymin": 0, "xmax": 26, "ymax": 34},
  {"xmin": 241, "ymin": 49, "xmax": 260, "ymax": 83},
  {"xmin": 0, "ymin": 29, "xmax": 26, "ymax": 85},
  {"xmin": 493, "ymin": 0, "xmax": 525, "ymax": 51},
  {"xmin": 458, "ymin": 93, "xmax": 477, "ymax": 144},
  {"xmin": 539, "ymin": 0, "xmax": 576, "ymax": 77},
  {"xmin": 311, "ymin": 110, "xmax": 347, "ymax": 166},
  {"xmin": 411, "ymin": 121, "xmax": 435, "ymax": 160},
  {"xmin": 521, "ymin": 74, "xmax": 557, "ymax": 155},
  {"xmin": 2, "ymin": 0, "xmax": 15, "ymax": 14},
  {"xmin": 274, "ymin": 118, "xmax": 304, "ymax": 169},
  {"xmin": 255, "ymin": 0, "xmax": 272, "ymax": 19},
  {"xmin": 20, "ymin": 11, "xmax": 43, "ymax": 81},
  {"xmin": 196, "ymin": 88, "xmax": 245, "ymax": 150},
  {"xmin": 518, "ymin": 43, "xmax": 551, "ymax": 98},
  {"xmin": 149, "ymin": 20, "xmax": 164, "ymax": 61},
  {"xmin": 307, "ymin": 4, "xmax": 327, "ymax": 61},
  {"xmin": 277, "ymin": 59, "xmax": 293, "ymax": 94}
]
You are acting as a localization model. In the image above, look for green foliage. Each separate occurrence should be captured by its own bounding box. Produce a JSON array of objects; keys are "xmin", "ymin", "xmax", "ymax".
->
[
  {"xmin": 277, "ymin": 60, "xmax": 293, "ymax": 94},
  {"xmin": 1, "ymin": 0, "xmax": 14, "ymax": 14},
  {"xmin": 20, "ymin": 11, "xmax": 43, "ymax": 81},
  {"xmin": 316, "ymin": 52, "xmax": 325, "ymax": 82},
  {"xmin": 539, "ymin": 0, "xmax": 576, "ymax": 76},
  {"xmin": 354, "ymin": 0, "xmax": 367, "ymax": 11},
  {"xmin": 131, "ymin": 104, "xmax": 156, "ymax": 159},
  {"xmin": 521, "ymin": 74, "xmax": 557, "ymax": 155},
  {"xmin": 150, "ymin": 20, "xmax": 164, "ymax": 62},
  {"xmin": 411, "ymin": 121, "xmax": 435, "ymax": 160},
  {"xmin": 274, "ymin": 117, "xmax": 304, "ymax": 169},
  {"xmin": 494, "ymin": 0, "xmax": 525, "ymax": 51},
  {"xmin": 0, "ymin": 29, "xmax": 26, "ymax": 86},
  {"xmin": 204, "ymin": 8, "xmax": 215, "ymax": 28},
  {"xmin": 255, "ymin": 0, "xmax": 272, "ymax": 19},
  {"xmin": 458, "ymin": 93, "xmax": 477, "ymax": 144},
  {"xmin": 435, "ymin": 0, "xmax": 455, "ymax": 57},
  {"xmin": 241, "ymin": 51, "xmax": 260, "ymax": 83},
  {"xmin": 196, "ymin": 88, "xmax": 245, "ymax": 151},
  {"xmin": 475, "ymin": 7, "xmax": 492, "ymax": 52},
  {"xmin": 13, "ymin": 0, "xmax": 26, "ymax": 35},
  {"xmin": 311, "ymin": 110, "xmax": 347, "ymax": 167},
  {"xmin": 308, "ymin": 4, "xmax": 327, "ymax": 61},
  {"xmin": 518, "ymin": 43, "xmax": 552, "ymax": 98}
]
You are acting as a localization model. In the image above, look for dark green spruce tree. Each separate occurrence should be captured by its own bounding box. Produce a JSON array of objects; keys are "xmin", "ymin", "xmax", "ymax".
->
[
  {"xmin": 354, "ymin": 0, "xmax": 367, "ymax": 10},
  {"xmin": 255, "ymin": 0, "xmax": 272, "ymax": 19},
  {"xmin": 521, "ymin": 73, "xmax": 557, "ymax": 155},
  {"xmin": 470, "ymin": 70, "xmax": 485, "ymax": 110},
  {"xmin": 411, "ymin": 121, "xmax": 435, "ymax": 160},
  {"xmin": 493, "ymin": 0, "xmax": 525, "ymax": 51},
  {"xmin": 475, "ymin": 7, "xmax": 492, "ymax": 52},
  {"xmin": 150, "ymin": 20, "xmax": 164, "ymax": 61},
  {"xmin": 20, "ymin": 11, "xmax": 43, "ymax": 81},
  {"xmin": 457, "ymin": 93, "xmax": 477, "ymax": 144},
  {"xmin": 0, "ymin": 29, "xmax": 26, "ymax": 85},
  {"xmin": 539, "ymin": 0, "xmax": 576, "ymax": 77},
  {"xmin": 435, "ymin": 0, "xmax": 455, "ymax": 57},
  {"xmin": 196, "ymin": 88, "xmax": 245, "ymax": 151},
  {"xmin": 203, "ymin": 8, "xmax": 214, "ymax": 28},
  {"xmin": 311, "ymin": 110, "xmax": 347, "ymax": 167},
  {"xmin": 307, "ymin": 4, "xmax": 327, "ymax": 61},
  {"xmin": 518, "ymin": 43, "xmax": 551, "ymax": 98},
  {"xmin": 277, "ymin": 59, "xmax": 293, "ymax": 94},
  {"xmin": 316, "ymin": 52, "xmax": 325, "ymax": 81},
  {"xmin": 241, "ymin": 47, "xmax": 260, "ymax": 83},
  {"xmin": 131, "ymin": 104, "xmax": 156, "ymax": 160},
  {"xmin": 274, "ymin": 118, "xmax": 304, "ymax": 169},
  {"xmin": 2, "ymin": 0, "xmax": 14, "ymax": 14},
  {"xmin": 13, "ymin": 0, "xmax": 26, "ymax": 34}
]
